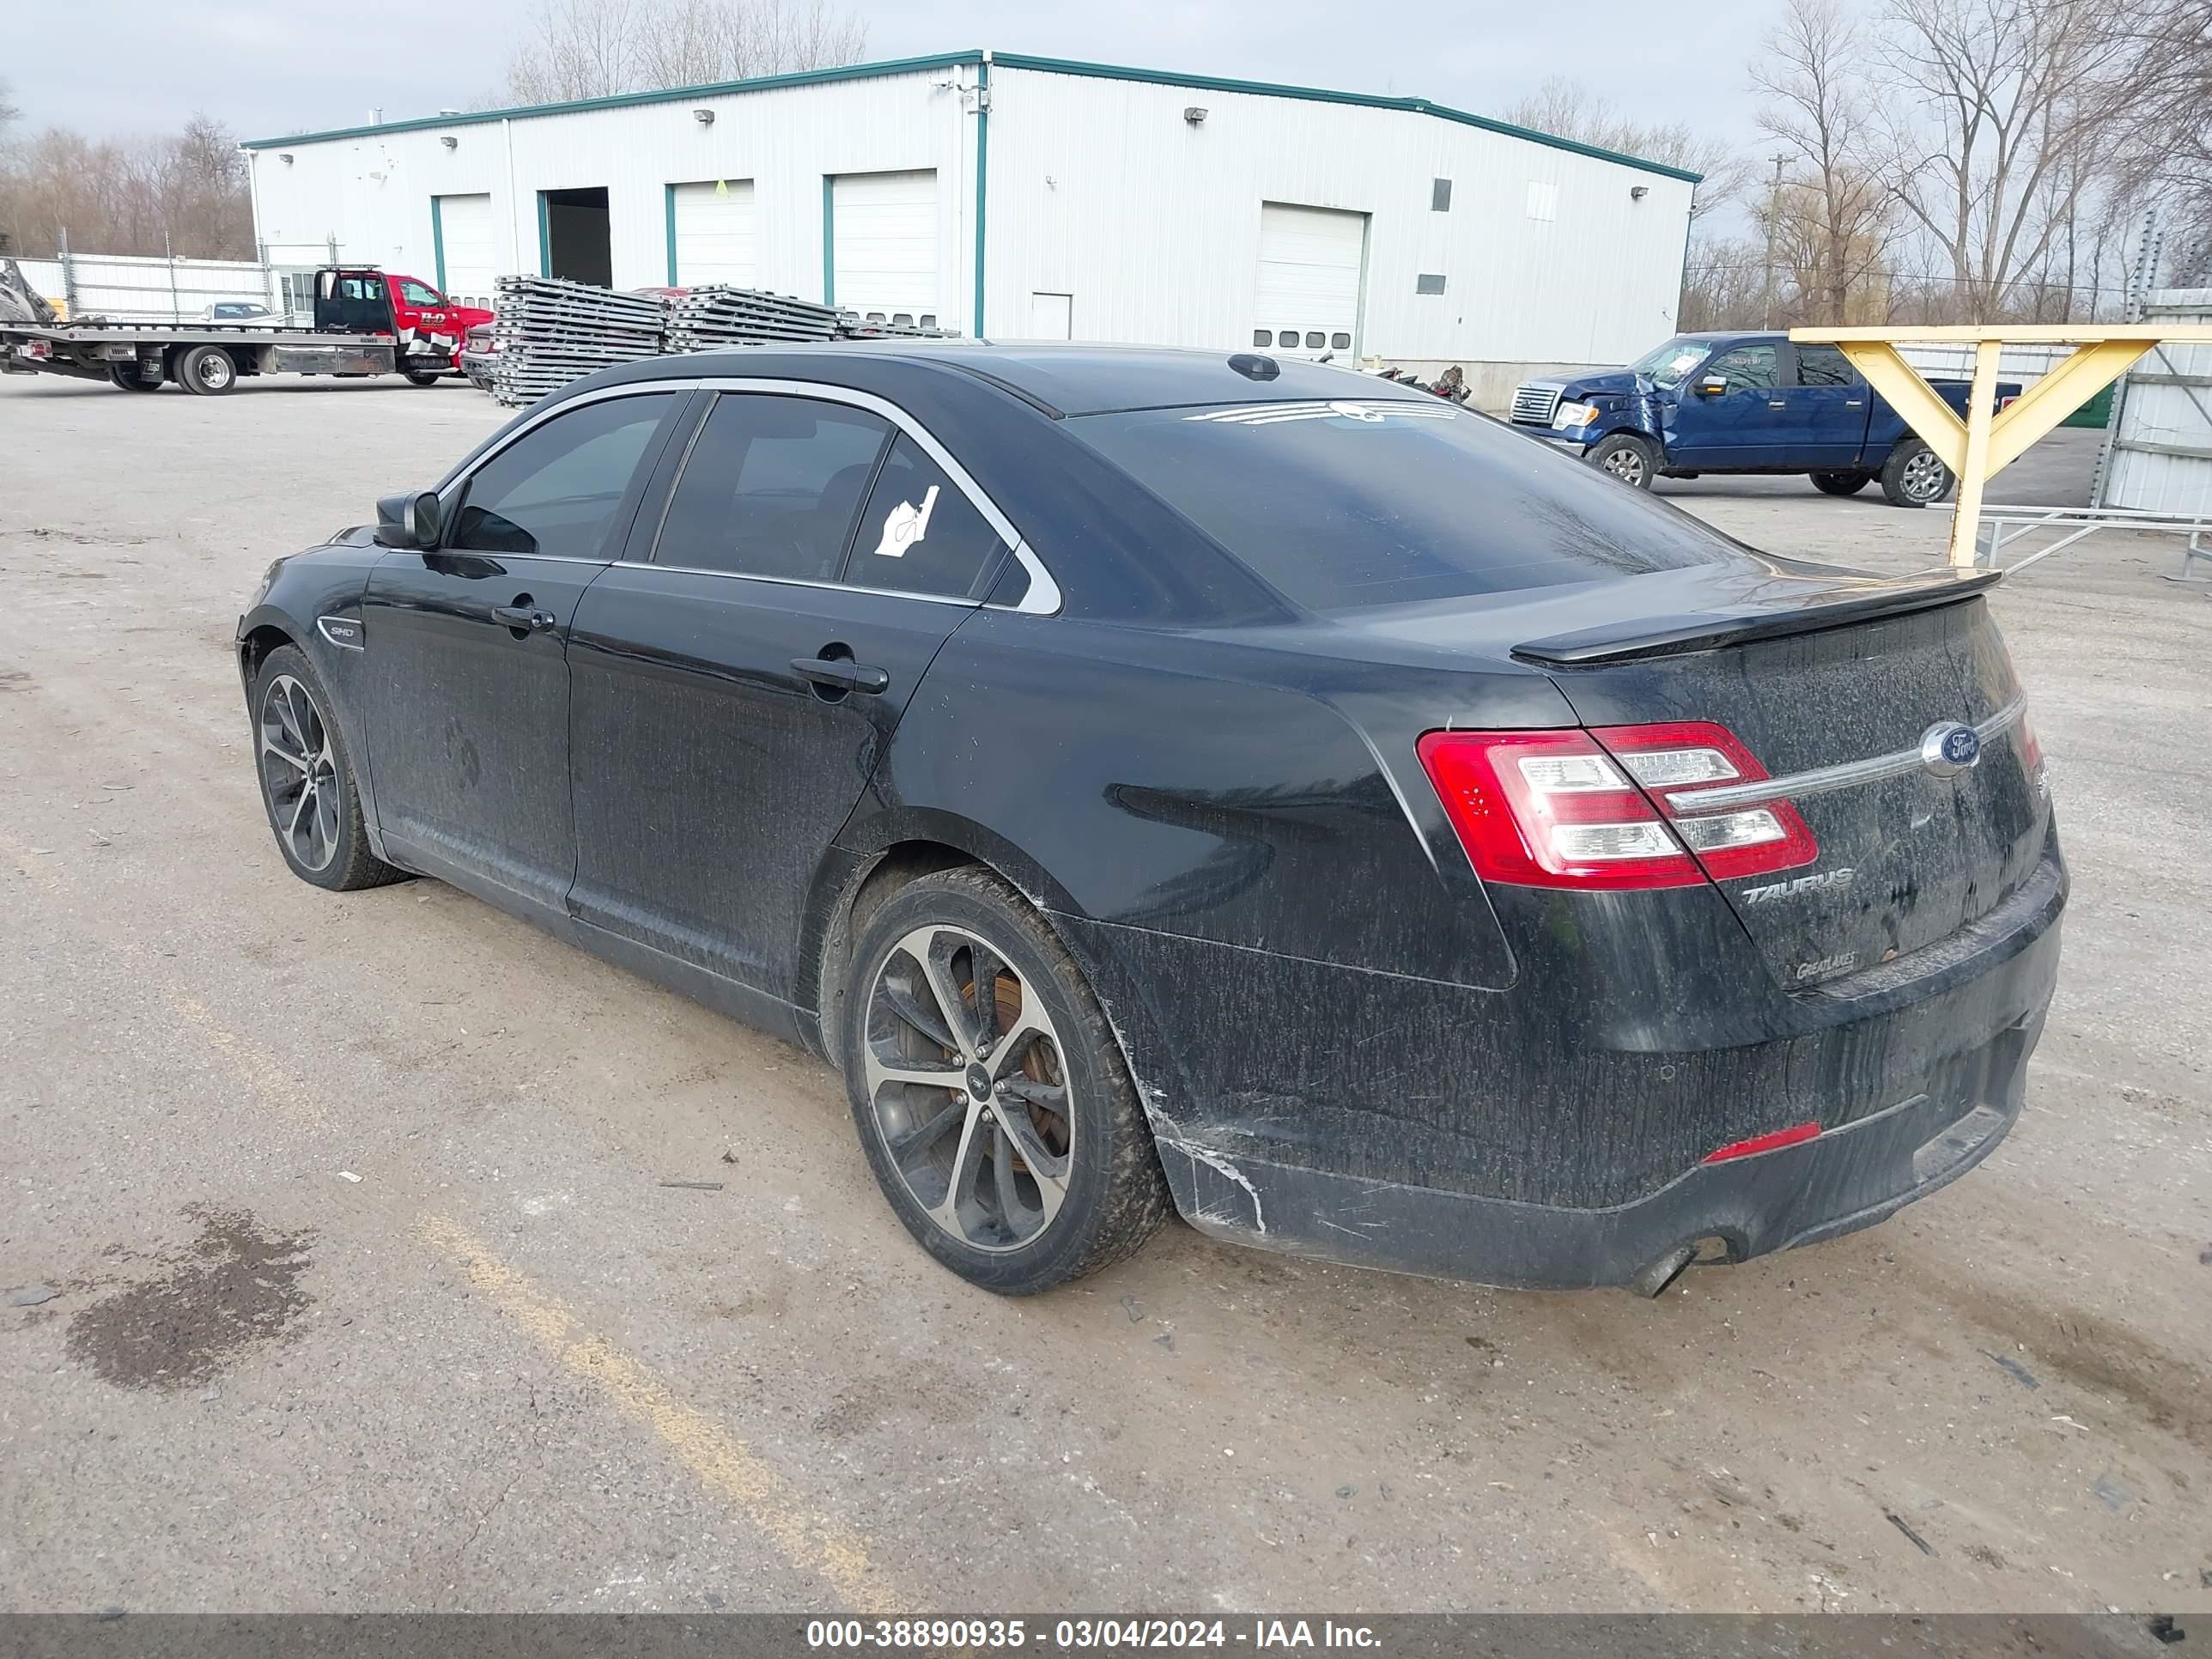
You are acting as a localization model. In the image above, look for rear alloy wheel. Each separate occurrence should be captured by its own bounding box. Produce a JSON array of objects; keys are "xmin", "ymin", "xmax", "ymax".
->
[
  {"xmin": 1587, "ymin": 432, "xmax": 1657, "ymax": 489},
  {"xmin": 108, "ymin": 362, "xmax": 162, "ymax": 391},
  {"xmin": 177, "ymin": 343, "xmax": 238, "ymax": 396},
  {"xmin": 1811, "ymin": 470, "xmax": 1874, "ymax": 496},
  {"xmin": 1881, "ymin": 439, "xmax": 1954, "ymax": 507},
  {"xmin": 252, "ymin": 645, "xmax": 406, "ymax": 892},
  {"xmin": 842, "ymin": 867, "xmax": 1171, "ymax": 1294}
]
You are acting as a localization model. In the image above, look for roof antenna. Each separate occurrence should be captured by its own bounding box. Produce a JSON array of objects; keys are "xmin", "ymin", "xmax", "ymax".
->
[{"xmin": 1227, "ymin": 353, "xmax": 1279, "ymax": 380}]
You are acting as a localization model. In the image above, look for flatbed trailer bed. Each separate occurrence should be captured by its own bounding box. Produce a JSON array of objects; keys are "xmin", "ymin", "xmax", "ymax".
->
[{"xmin": 0, "ymin": 318, "xmax": 453, "ymax": 394}]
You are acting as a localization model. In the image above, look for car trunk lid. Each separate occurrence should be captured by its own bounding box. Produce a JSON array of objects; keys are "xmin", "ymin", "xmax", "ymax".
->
[{"xmin": 1517, "ymin": 565, "xmax": 2050, "ymax": 989}]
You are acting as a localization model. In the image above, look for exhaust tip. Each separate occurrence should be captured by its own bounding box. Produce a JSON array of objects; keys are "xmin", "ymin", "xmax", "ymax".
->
[{"xmin": 1628, "ymin": 1236, "xmax": 1732, "ymax": 1298}]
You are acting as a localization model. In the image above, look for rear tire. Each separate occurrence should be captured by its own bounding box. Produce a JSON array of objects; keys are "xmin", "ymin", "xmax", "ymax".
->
[
  {"xmin": 108, "ymin": 362, "xmax": 162, "ymax": 391},
  {"xmin": 249, "ymin": 645, "xmax": 407, "ymax": 892},
  {"xmin": 1586, "ymin": 432, "xmax": 1657, "ymax": 489},
  {"xmin": 1880, "ymin": 440, "xmax": 1954, "ymax": 507},
  {"xmin": 841, "ymin": 866, "xmax": 1172, "ymax": 1294},
  {"xmin": 177, "ymin": 344, "xmax": 238, "ymax": 396},
  {"xmin": 1811, "ymin": 470, "xmax": 1874, "ymax": 496},
  {"xmin": 402, "ymin": 368, "xmax": 442, "ymax": 387}
]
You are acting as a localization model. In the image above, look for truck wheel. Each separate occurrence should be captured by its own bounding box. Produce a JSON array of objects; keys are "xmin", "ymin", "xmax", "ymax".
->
[
  {"xmin": 402, "ymin": 369, "xmax": 443, "ymax": 387},
  {"xmin": 177, "ymin": 344, "xmax": 238, "ymax": 396},
  {"xmin": 1811, "ymin": 470, "xmax": 1873, "ymax": 496},
  {"xmin": 1880, "ymin": 440, "xmax": 1953, "ymax": 507},
  {"xmin": 108, "ymin": 362, "xmax": 163, "ymax": 392},
  {"xmin": 1587, "ymin": 433, "xmax": 1657, "ymax": 489}
]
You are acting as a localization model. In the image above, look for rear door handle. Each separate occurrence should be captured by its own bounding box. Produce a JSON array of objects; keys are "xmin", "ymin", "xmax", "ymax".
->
[
  {"xmin": 1768, "ymin": 398, "xmax": 1788, "ymax": 408},
  {"xmin": 791, "ymin": 656, "xmax": 890, "ymax": 696},
  {"xmin": 491, "ymin": 605, "xmax": 556, "ymax": 632}
]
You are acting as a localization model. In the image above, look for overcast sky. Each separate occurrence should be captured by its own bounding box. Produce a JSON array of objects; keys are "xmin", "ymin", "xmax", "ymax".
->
[{"xmin": 18, "ymin": 0, "xmax": 1790, "ymax": 156}]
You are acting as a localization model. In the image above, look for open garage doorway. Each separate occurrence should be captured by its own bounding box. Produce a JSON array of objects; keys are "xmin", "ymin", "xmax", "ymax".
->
[{"xmin": 540, "ymin": 187, "xmax": 612, "ymax": 287}]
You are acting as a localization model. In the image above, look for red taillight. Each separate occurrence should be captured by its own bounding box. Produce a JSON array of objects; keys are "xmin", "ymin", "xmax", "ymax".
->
[
  {"xmin": 1416, "ymin": 720, "xmax": 1818, "ymax": 890},
  {"xmin": 1590, "ymin": 720, "xmax": 1820, "ymax": 883},
  {"xmin": 1703, "ymin": 1121, "xmax": 1821, "ymax": 1163}
]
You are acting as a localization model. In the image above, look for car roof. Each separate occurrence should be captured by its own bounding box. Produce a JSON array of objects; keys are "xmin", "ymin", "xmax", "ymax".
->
[{"xmin": 601, "ymin": 343, "xmax": 1436, "ymax": 417}]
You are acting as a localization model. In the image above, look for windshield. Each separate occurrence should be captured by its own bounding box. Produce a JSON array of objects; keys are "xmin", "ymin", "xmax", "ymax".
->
[
  {"xmin": 1626, "ymin": 337, "xmax": 1713, "ymax": 390},
  {"xmin": 1068, "ymin": 398, "xmax": 1741, "ymax": 611}
]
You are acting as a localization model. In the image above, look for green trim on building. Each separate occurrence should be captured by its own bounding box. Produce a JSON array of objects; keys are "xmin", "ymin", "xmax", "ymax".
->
[
  {"xmin": 429, "ymin": 195, "xmax": 447, "ymax": 291},
  {"xmin": 536, "ymin": 192, "xmax": 551, "ymax": 277},
  {"xmin": 665, "ymin": 183, "xmax": 679, "ymax": 286},
  {"xmin": 821, "ymin": 175, "xmax": 836, "ymax": 307},
  {"xmin": 240, "ymin": 48, "xmax": 1697, "ymax": 183},
  {"xmin": 972, "ymin": 56, "xmax": 990, "ymax": 337}
]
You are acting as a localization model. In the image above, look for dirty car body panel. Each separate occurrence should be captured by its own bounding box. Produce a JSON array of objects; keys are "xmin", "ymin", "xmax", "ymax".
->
[{"xmin": 238, "ymin": 344, "xmax": 2063, "ymax": 1292}]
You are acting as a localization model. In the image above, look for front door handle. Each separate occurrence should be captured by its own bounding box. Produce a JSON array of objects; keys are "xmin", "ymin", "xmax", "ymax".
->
[
  {"xmin": 491, "ymin": 604, "xmax": 556, "ymax": 632},
  {"xmin": 792, "ymin": 656, "xmax": 890, "ymax": 696}
]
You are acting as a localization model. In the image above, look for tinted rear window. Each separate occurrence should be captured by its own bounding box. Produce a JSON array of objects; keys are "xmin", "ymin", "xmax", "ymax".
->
[{"xmin": 1068, "ymin": 399, "xmax": 1739, "ymax": 609}]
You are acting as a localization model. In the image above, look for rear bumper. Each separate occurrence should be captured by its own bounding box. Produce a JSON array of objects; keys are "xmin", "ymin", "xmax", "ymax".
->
[
  {"xmin": 1161, "ymin": 1005, "xmax": 2039, "ymax": 1289},
  {"xmin": 1075, "ymin": 846, "xmax": 2063, "ymax": 1291}
]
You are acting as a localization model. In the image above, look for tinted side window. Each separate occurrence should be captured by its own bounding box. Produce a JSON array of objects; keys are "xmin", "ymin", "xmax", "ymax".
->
[
  {"xmin": 654, "ymin": 393, "xmax": 892, "ymax": 580},
  {"xmin": 845, "ymin": 434, "xmax": 1005, "ymax": 599},
  {"xmin": 1707, "ymin": 345, "xmax": 1778, "ymax": 390},
  {"xmin": 1796, "ymin": 343, "xmax": 1854, "ymax": 386},
  {"xmin": 450, "ymin": 392, "xmax": 678, "ymax": 560}
]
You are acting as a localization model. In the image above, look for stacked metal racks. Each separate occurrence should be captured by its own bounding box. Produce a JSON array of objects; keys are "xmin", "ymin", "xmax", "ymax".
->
[
  {"xmin": 663, "ymin": 287, "xmax": 843, "ymax": 352},
  {"xmin": 489, "ymin": 277, "xmax": 669, "ymax": 406}
]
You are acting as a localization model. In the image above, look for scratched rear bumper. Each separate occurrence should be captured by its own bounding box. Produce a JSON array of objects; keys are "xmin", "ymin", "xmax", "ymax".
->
[{"xmin": 1058, "ymin": 847, "xmax": 2062, "ymax": 1291}]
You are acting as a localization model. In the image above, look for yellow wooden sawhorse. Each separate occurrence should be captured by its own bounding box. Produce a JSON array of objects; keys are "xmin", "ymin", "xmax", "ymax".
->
[{"xmin": 1791, "ymin": 325, "xmax": 2212, "ymax": 568}]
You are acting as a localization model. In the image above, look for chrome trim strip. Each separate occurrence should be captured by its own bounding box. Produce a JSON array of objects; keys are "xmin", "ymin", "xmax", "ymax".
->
[
  {"xmin": 620, "ymin": 559, "xmax": 978, "ymax": 607},
  {"xmin": 1664, "ymin": 694, "xmax": 2027, "ymax": 812},
  {"xmin": 315, "ymin": 615, "xmax": 367, "ymax": 650}
]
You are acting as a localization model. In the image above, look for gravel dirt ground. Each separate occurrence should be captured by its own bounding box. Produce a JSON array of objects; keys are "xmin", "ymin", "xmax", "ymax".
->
[{"xmin": 0, "ymin": 375, "xmax": 2206, "ymax": 1618}]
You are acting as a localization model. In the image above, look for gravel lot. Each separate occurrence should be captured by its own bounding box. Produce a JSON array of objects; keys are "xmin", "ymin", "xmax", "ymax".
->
[{"xmin": 1, "ymin": 374, "xmax": 2206, "ymax": 1617}]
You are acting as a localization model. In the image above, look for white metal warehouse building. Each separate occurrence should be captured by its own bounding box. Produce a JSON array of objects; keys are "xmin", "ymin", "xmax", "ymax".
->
[{"xmin": 244, "ymin": 51, "xmax": 1698, "ymax": 386}]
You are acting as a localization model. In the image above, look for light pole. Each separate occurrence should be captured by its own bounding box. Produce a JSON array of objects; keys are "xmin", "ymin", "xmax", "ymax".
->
[{"xmin": 1761, "ymin": 152, "xmax": 1790, "ymax": 330}]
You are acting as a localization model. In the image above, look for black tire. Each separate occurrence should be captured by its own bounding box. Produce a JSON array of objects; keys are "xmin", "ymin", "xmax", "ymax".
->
[
  {"xmin": 1811, "ymin": 470, "xmax": 1874, "ymax": 496},
  {"xmin": 1586, "ymin": 432, "xmax": 1658, "ymax": 489},
  {"xmin": 1880, "ymin": 439, "xmax": 1954, "ymax": 507},
  {"xmin": 177, "ymin": 343, "xmax": 238, "ymax": 396},
  {"xmin": 402, "ymin": 368, "xmax": 443, "ymax": 387},
  {"xmin": 841, "ymin": 866, "xmax": 1172, "ymax": 1294},
  {"xmin": 108, "ymin": 362, "xmax": 162, "ymax": 391},
  {"xmin": 249, "ymin": 645, "xmax": 407, "ymax": 892}
]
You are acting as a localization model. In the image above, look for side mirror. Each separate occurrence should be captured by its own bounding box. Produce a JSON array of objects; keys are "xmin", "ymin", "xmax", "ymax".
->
[
  {"xmin": 1696, "ymin": 374, "xmax": 1729, "ymax": 397},
  {"xmin": 374, "ymin": 489, "xmax": 441, "ymax": 549}
]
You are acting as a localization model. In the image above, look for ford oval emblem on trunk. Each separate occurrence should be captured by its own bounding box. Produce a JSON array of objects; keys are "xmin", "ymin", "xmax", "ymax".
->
[{"xmin": 1920, "ymin": 720, "xmax": 1981, "ymax": 778}]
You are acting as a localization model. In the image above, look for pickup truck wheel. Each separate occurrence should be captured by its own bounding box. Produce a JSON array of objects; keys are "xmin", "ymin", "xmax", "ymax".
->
[
  {"xmin": 402, "ymin": 368, "xmax": 443, "ymax": 387},
  {"xmin": 177, "ymin": 344, "xmax": 238, "ymax": 396},
  {"xmin": 1811, "ymin": 470, "xmax": 1874, "ymax": 496},
  {"xmin": 1881, "ymin": 440, "xmax": 1954, "ymax": 507},
  {"xmin": 1588, "ymin": 433, "xmax": 1657, "ymax": 489},
  {"xmin": 108, "ymin": 362, "xmax": 162, "ymax": 391}
]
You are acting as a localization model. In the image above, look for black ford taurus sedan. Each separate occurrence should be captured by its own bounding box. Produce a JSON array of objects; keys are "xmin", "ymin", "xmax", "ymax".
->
[{"xmin": 237, "ymin": 346, "xmax": 2063, "ymax": 1297}]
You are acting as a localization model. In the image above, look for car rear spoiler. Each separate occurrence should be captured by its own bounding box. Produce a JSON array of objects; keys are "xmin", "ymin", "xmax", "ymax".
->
[{"xmin": 1510, "ymin": 568, "xmax": 2002, "ymax": 668}]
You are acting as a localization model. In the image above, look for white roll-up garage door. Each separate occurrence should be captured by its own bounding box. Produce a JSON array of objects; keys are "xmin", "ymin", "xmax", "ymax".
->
[
  {"xmin": 433, "ymin": 193, "xmax": 495, "ymax": 307},
  {"xmin": 1254, "ymin": 202, "xmax": 1367, "ymax": 358},
  {"xmin": 830, "ymin": 169, "xmax": 939, "ymax": 325},
  {"xmin": 670, "ymin": 179, "xmax": 757, "ymax": 288}
]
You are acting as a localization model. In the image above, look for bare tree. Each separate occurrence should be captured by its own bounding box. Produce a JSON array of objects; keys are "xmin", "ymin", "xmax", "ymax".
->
[
  {"xmin": 1751, "ymin": 0, "xmax": 1895, "ymax": 324},
  {"xmin": 1877, "ymin": 0, "xmax": 2146, "ymax": 316},
  {"xmin": 0, "ymin": 78, "xmax": 19, "ymax": 139},
  {"xmin": 1503, "ymin": 76, "xmax": 1751, "ymax": 222},
  {"xmin": 0, "ymin": 113, "xmax": 253, "ymax": 260},
  {"xmin": 501, "ymin": 0, "xmax": 866, "ymax": 104}
]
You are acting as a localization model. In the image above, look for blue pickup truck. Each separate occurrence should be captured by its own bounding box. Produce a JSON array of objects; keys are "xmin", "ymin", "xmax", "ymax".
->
[{"xmin": 1509, "ymin": 331, "xmax": 2015, "ymax": 507}]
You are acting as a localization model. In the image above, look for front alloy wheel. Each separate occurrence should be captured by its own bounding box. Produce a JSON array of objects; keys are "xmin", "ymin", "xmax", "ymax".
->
[
  {"xmin": 861, "ymin": 923, "xmax": 1073, "ymax": 1252},
  {"xmin": 260, "ymin": 673, "xmax": 341, "ymax": 872}
]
